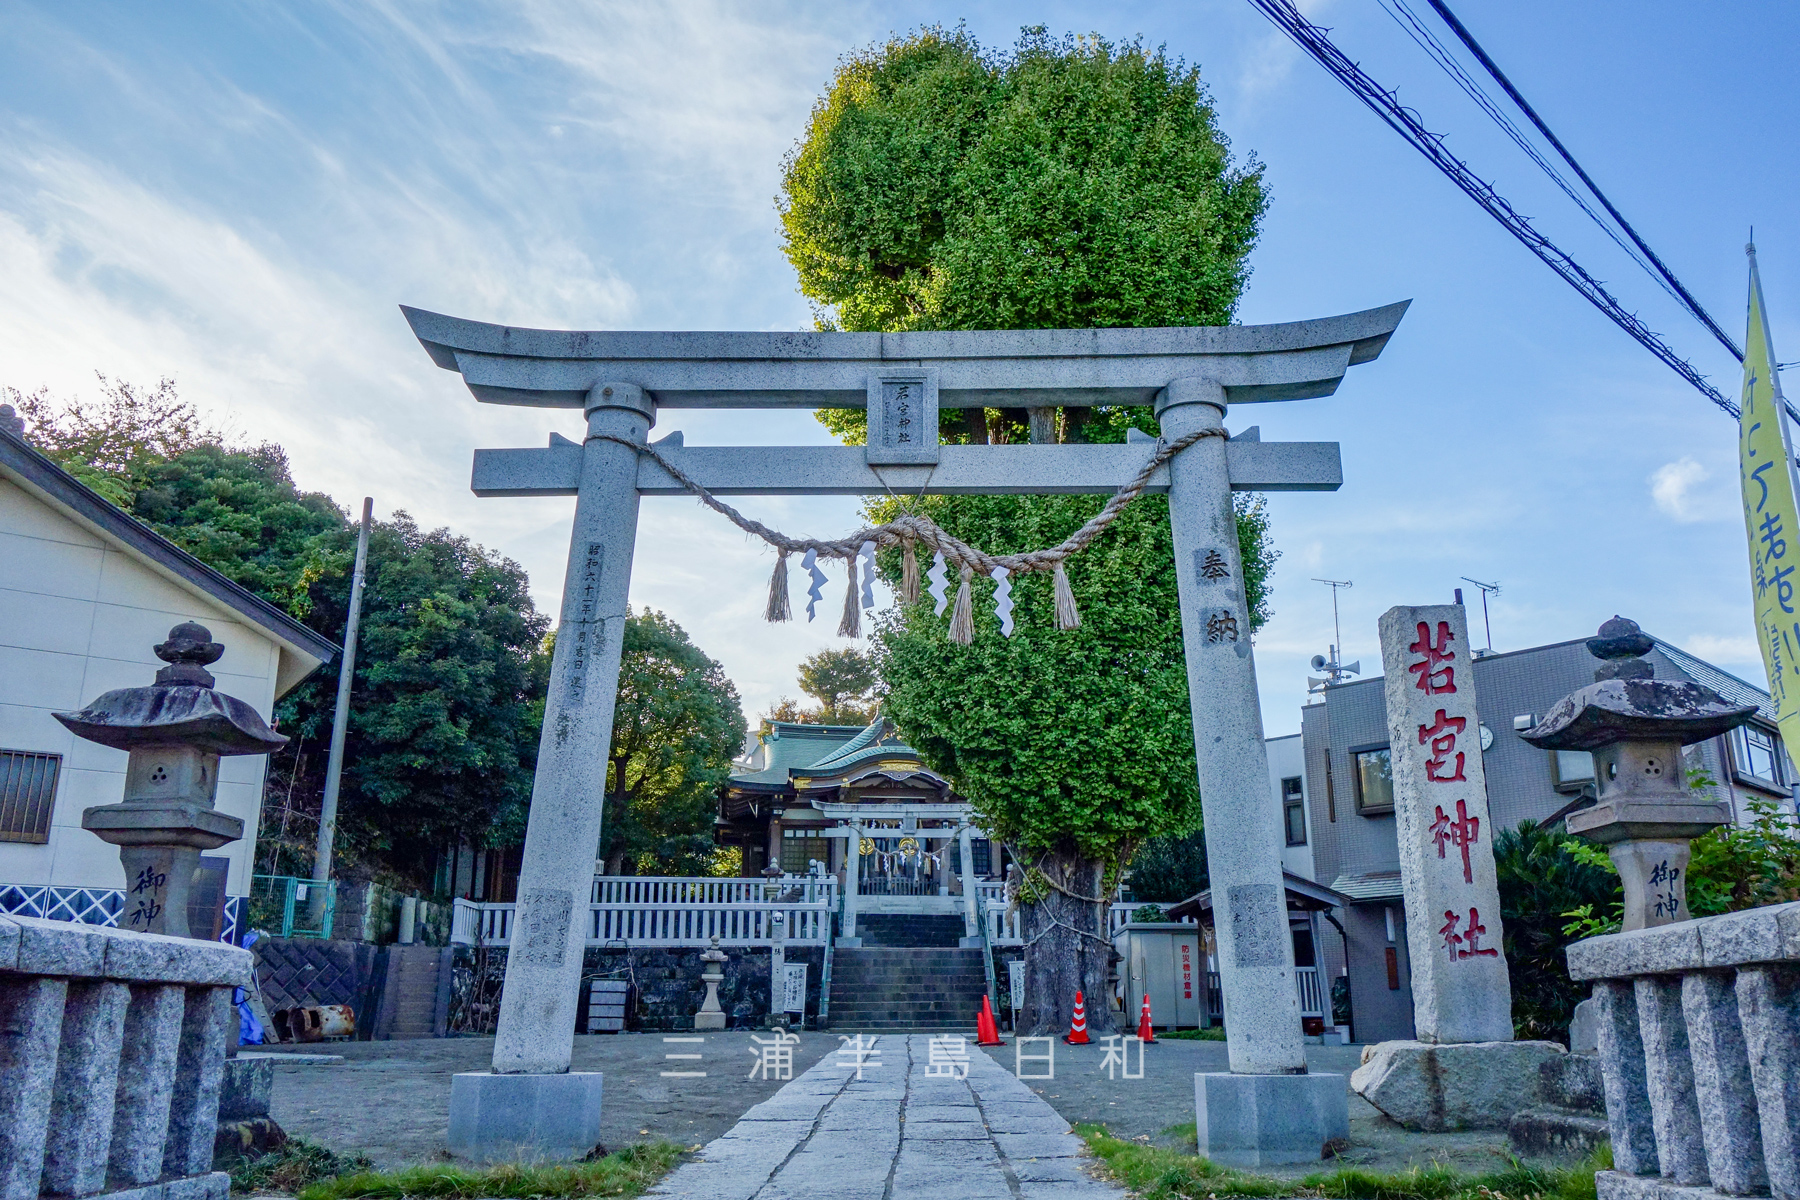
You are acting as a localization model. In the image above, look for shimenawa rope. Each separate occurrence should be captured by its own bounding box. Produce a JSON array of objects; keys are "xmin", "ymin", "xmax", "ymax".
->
[{"xmin": 594, "ymin": 427, "xmax": 1224, "ymax": 640}]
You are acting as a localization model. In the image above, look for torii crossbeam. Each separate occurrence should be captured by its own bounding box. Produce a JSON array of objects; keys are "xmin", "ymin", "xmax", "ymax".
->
[{"xmin": 406, "ymin": 301, "xmax": 1408, "ymax": 1165}]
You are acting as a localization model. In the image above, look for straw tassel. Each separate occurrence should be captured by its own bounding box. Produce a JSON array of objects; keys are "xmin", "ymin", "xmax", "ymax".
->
[
  {"xmin": 901, "ymin": 539, "xmax": 921, "ymax": 606},
  {"xmin": 948, "ymin": 565, "xmax": 975, "ymax": 645},
  {"xmin": 1053, "ymin": 561, "xmax": 1081, "ymax": 630},
  {"xmin": 765, "ymin": 551, "xmax": 791, "ymax": 623},
  {"xmin": 838, "ymin": 555, "xmax": 861, "ymax": 638}
]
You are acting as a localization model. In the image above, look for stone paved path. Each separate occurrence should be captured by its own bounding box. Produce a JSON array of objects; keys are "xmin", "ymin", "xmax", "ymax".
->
[{"xmin": 646, "ymin": 1034, "xmax": 1124, "ymax": 1200}]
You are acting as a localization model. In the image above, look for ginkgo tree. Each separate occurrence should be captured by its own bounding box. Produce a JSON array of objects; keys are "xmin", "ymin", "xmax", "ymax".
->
[{"xmin": 780, "ymin": 26, "xmax": 1273, "ymax": 1034}]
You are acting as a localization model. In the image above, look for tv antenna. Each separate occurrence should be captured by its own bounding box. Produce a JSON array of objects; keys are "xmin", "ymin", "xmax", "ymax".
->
[
  {"xmin": 1460, "ymin": 577, "xmax": 1501, "ymax": 651},
  {"xmin": 1309, "ymin": 578, "xmax": 1360, "ymax": 692}
]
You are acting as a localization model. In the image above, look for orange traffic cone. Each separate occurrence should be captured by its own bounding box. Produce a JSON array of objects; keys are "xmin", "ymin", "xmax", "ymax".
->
[
  {"xmin": 976, "ymin": 994, "xmax": 1005, "ymax": 1046},
  {"xmin": 1136, "ymin": 994, "xmax": 1157, "ymax": 1043},
  {"xmin": 1063, "ymin": 990, "xmax": 1091, "ymax": 1044}
]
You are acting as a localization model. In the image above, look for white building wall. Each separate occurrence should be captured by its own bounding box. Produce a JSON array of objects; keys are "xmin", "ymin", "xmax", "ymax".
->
[
  {"xmin": 0, "ymin": 477, "xmax": 280, "ymax": 899},
  {"xmin": 1266, "ymin": 732, "xmax": 1316, "ymax": 881}
]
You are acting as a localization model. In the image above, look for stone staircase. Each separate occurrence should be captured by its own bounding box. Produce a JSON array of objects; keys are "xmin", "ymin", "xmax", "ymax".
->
[
  {"xmin": 828, "ymin": 947, "xmax": 989, "ymax": 1030},
  {"xmin": 853, "ymin": 913, "xmax": 967, "ymax": 947},
  {"xmin": 381, "ymin": 944, "xmax": 443, "ymax": 1039}
]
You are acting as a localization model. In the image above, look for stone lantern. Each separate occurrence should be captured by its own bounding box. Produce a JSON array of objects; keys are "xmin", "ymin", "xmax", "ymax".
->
[
  {"xmin": 1519, "ymin": 616, "xmax": 1756, "ymax": 930},
  {"xmin": 694, "ymin": 935, "xmax": 728, "ymax": 1031},
  {"xmin": 55, "ymin": 622, "xmax": 287, "ymax": 938}
]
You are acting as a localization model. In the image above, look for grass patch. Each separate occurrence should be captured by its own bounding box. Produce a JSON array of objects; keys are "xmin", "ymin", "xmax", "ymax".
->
[
  {"xmin": 1158, "ymin": 1028, "xmax": 1228, "ymax": 1041},
  {"xmin": 1077, "ymin": 1124, "xmax": 1611, "ymax": 1200},
  {"xmin": 293, "ymin": 1142, "xmax": 686, "ymax": 1200},
  {"xmin": 225, "ymin": 1137, "xmax": 375, "ymax": 1194}
]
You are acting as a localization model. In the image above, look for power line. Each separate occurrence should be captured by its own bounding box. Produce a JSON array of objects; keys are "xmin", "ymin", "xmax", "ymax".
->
[
  {"xmin": 1419, "ymin": 0, "xmax": 1745, "ymax": 363},
  {"xmin": 1375, "ymin": 0, "xmax": 1684, "ymax": 318},
  {"xmin": 1245, "ymin": 0, "xmax": 1744, "ymax": 419}
]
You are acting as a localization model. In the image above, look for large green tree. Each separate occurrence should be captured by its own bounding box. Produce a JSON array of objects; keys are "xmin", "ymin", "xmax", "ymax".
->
[
  {"xmin": 271, "ymin": 513, "xmax": 551, "ymax": 879},
  {"xmin": 14, "ymin": 381, "xmax": 552, "ymax": 887},
  {"xmin": 600, "ymin": 609, "xmax": 748, "ymax": 876},
  {"xmin": 781, "ymin": 27, "xmax": 1270, "ymax": 1034},
  {"xmin": 762, "ymin": 648, "xmax": 882, "ymax": 728}
]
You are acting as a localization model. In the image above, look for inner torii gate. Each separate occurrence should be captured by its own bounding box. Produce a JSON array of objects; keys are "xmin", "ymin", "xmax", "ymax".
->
[{"xmin": 407, "ymin": 300, "xmax": 1407, "ymax": 1165}]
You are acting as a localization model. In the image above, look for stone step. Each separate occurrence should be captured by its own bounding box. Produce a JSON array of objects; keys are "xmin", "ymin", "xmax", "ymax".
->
[
  {"xmin": 851, "ymin": 914, "xmax": 971, "ymax": 948},
  {"xmin": 381, "ymin": 946, "xmax": 443, "ymax": 1040},
  {"xmin": 830, "ymin": 976, "xmax": 986, "ymax": 985}
]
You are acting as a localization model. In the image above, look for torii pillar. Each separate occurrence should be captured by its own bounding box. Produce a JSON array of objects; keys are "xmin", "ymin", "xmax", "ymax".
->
[{"xmin": 405, "ymin": 301, "xmax": 1407, "ymax": 1165}]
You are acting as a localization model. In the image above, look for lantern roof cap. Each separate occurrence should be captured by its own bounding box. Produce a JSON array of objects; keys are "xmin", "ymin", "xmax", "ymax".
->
[
  {"xmin": 54, "ymin": 623, "xmax": 288, "ymax": 755},
  {"xmin": 1520, "ymin": 616, "xmax": 1758, "ymax": 751}
]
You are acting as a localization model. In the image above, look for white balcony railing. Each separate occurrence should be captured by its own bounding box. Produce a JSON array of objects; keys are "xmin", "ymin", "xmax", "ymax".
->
[{"xmin": 1295, "ymin": 965, "xmax": 1324, "ymax": 1017}]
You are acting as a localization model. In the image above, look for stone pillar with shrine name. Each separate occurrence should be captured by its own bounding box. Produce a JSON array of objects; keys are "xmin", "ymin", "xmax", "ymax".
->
[
  {"xmin": 1354, "ymin": 604, "xmax": 1564, "ymax": 1134},
  {"xmin": 1376, "ymin": 603, "xmax": 1512, "ymax": 1043}
]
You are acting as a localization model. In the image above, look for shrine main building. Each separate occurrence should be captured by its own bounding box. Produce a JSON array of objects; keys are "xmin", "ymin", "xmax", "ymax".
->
[{"xmin": 717, "ymin": 716, "xmax": 1004, "ymax": 945}]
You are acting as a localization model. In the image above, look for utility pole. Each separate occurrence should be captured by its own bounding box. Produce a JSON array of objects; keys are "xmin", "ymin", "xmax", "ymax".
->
[
  {"xmin": 311, "ymin": 497, "xmax": 372, "ymax": 924},
  {"xmin": 1460, "ymin": 577, "xmax": 1501, "ymax": 651},
  {"xmin": 1313, "ymin": 577, "xmax": 1353, "ymax": 665}
]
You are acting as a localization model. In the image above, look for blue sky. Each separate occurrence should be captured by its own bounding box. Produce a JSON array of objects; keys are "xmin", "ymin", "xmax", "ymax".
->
[{"xmin": 3, "ymin": 1, "xmax": 1795, "ymax": 735}]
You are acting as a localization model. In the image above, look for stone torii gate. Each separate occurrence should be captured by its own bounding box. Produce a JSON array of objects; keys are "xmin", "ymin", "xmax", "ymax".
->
[{"xmin": 406, "ymin": 301, "xmax": 1407, "ymax": 1165}]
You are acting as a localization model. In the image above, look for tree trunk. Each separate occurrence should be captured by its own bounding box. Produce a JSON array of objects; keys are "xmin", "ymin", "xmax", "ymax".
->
[
  {"xmin": 1017, "ymin": 848, "xmax": 1117, "ymax": 1037},
  {"xmin": 600, "ymin": 762, "xmax": 631, "ymax": 876},
  {"xmin": 965, "ymin": 407, "xmax": 990, "ymax": 444}
]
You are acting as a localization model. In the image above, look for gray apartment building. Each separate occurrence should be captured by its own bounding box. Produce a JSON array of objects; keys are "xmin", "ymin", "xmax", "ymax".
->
[{"xmin": 1293, "ymin": 627, "xmax": 1793, "ymax": 1044}]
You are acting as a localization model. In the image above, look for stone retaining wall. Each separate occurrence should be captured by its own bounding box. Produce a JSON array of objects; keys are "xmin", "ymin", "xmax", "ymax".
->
[
  {"xmin": 452, "ymin": 945, "xmax": 829, "ymax": 1033},
  {"xmin": 251, "ymin": 938, "xmax": 386, "ymax": 1040},
  {"xmin": 332, "ymin": 885, "xmax": 450, "ymax": 947}
]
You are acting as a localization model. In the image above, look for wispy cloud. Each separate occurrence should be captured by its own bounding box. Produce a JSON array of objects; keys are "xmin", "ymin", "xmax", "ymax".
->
[
  {"xmin": 1680, "ymin": 632, "xmax": 1762, "ymax": 678},
  {"xmin": 0, "ymin": 1, "xmax": 866, "ymax": 717},
  {"xmin": 1649, "ymin": 456, "xmax": 1725, "ymax": 523}
]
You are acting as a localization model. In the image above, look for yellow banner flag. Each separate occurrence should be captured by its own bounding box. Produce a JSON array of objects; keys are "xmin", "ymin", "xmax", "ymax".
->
[{"xmin": 1740, "ymin": 244, "xmax": 1800, "ymax": 753}]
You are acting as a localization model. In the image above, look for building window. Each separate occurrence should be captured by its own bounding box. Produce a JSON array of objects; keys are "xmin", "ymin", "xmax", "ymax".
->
[
  {"xmin": 1730, "ymin": 724, "xmax": 1788, "ymax": 793},
  {"xmin": 1282, "ymin": 776, "xmax": 1307, "ymax": 845},
  {"xmin": 1549, "ymin": 749, "xmax": 1596, "ymax": 793},
  {"xmin": 1352, "ymin": 746, "xmax": 1394, "ymax": 815},
  {"xmin": 780, "ymin": 833, "xmax": 831, "ymax": 874},
  {"xmin": 0, "ymin": 750, "xmax": 59, "ymax": 844},
  {"xmin": 971, "ymin": 838, "xmax": 992, "ymax": 876}
]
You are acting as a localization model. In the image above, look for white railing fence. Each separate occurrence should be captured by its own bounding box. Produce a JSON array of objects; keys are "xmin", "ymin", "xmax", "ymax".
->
[
  {"xmin": 590, "ymin": 902, "xmax": 832, "ymax": 945},
  {"xmin": 452, "ymin": 899, "xmax": 833, "ymax": 948},
  {"xmin": 591, "ymin": 874, "xmax": 836, "ymax": 906}
]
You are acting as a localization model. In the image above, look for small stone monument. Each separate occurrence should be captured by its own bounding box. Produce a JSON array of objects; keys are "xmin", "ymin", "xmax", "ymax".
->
[
  {"xmin": 767, "ymin": 911, "xmax": 787, "ymax": 1030},
  {"xmin": 55, "ymin": 623, "xmax": 286, "ymax": 938},
  {"xmin": 694, "ymin": 936, "xmax": 727, "ymax": 1031},
  {"xmin": 1353, "ymin": 604, "xmax": 1563, "ymax": 1131},
  {"xmin": 1520, "ymin": 616, "xmax": 1753, "ymax": 929}
]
